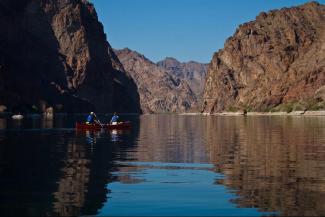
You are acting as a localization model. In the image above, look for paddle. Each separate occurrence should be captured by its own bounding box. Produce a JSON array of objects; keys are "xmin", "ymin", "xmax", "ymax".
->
[{"xmin": 94, "ymin": 114, "xmax": 103, "ymax": 127}]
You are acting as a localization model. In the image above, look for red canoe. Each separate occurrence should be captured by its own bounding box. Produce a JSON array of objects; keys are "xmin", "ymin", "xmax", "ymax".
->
[{"xmin": 75, "ymin": 121, "xmax": 132, "ymax": 130}]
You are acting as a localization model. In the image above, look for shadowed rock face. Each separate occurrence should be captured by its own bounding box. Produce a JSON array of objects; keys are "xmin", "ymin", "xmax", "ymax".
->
[
  {"xmin": 203, "ymin": 2, "xmax": 325, "ymax": 113},
  {"xmin": 157, "ymin": 57, "xmax": 208, "ymax": 100},
  {"xmin": 115, "ymin": 48, "xmax": 197, "ymax": 113},
  {"xmin": 0, "ymin": 0, "xmax": 140, "ymax": 113}
]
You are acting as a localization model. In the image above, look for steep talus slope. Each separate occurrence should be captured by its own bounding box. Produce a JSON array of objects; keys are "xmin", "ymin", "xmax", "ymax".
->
[
  {"xmin": 0, "ymin": 0, "xmax": 140, "ymax": 113},
  {"xmin": 115, "ymin": 48, "xmax": 197, "ymax": 113},
  {"xmin": 203, "ymin": 2, "xmax": 325, "ymax": 113},
  {"xmin": 157, "ymin": 57, "xmax": 208, "ymax": 100}
]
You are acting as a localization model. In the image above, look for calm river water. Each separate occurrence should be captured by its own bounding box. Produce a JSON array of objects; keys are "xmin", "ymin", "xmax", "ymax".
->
[{"xmin": 0, "ymin": 114, "xmax": 324, "ymax": 216}]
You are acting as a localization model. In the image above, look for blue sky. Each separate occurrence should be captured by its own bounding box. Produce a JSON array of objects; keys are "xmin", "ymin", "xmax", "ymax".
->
[{"xmin": 91, "ymin": 0, "xmax": 324, "ymax": 63}]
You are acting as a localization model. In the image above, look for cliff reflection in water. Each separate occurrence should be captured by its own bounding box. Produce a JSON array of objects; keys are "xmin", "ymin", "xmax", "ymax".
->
[
  {"xmin": 52, "ymin": 127, "xmax": 139, "ymax": 216},
  {"xmin": 0, "ymin": 115, "xmax": 325, "ymax": 216},
  {"xmin": 116, "ymin": 115, "xmax": 325, "ymax": 216},
  {"xmin": 130, "ymin": 115, "xmax": 209, "ymax": 163},
  {"xmin": 52, "ymin": 133, "xmax": 93, "ymax": 216},
  {"xmin": 0, "ymin": 115, "xmax": 140, "ymax": 217},
  {"xmin": 206, "ymin": 116, "xmax": 325, "ymax": 216}
]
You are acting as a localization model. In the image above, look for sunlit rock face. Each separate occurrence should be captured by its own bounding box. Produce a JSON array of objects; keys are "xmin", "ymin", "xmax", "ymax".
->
[
  {"xmin": 0, "ymin": 0, "xmax": 140, "ymax": 113},
  {"xmin": 203, "ymin": 2, "xmax": 325, "ymax": 113},
  {"xmin": 115, "ymin": 48, "xmax": 198, "ymax": 113},
  {"xmin": 157, "ymin": 57, "xmax": 208, "ymax": 102}
]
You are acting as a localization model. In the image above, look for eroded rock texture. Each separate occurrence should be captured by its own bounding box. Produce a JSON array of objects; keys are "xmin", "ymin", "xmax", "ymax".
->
[
  {"xmin": 203, "ymin": 2, "xmax": 325, "ymax": 113},
  {"xmin": 115, "ymin": 48, "xmax": 197, "ymax": 113},
  {"xmin": 157, "ymin": 57, "xmax": 208, "ymax": 100},
  {"xmin": 0, "ymin": 0, "xmax": 140, "ymax": 113}
]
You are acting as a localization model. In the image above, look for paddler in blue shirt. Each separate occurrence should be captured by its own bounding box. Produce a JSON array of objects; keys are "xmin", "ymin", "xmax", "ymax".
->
[
  {"xmin": 86, "ymin": 112, "xmax": 100, "ymax": 125},
  {"xmin": 110, "ymin": 112, "xmax": 119, "ymax": 125}
]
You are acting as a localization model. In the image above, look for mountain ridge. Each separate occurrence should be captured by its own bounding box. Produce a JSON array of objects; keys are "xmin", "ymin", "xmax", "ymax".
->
[
  {"xmin": 115, "ymin": 48, "xmax": 200, "ymax": 113},
  {"xmin": 157, "ymin": 56, "xmax": 208, "ymax": 102}
]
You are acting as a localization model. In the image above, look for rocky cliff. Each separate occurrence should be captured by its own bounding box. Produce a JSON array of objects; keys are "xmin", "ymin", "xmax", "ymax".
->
[
  {"xmin": 157, "ymin": 57, "xmax": 208, "ymax": 99},
  {"xmin": 203, "ymin": 1, "xmax": 325, "ymax": 113},
  {"xmin": 115, "ymin": 48, "xmax": 197, "ymax": 113},
  {"xmin": 0, "ymin": 0, "xmax": 140, "ymax": 113}
]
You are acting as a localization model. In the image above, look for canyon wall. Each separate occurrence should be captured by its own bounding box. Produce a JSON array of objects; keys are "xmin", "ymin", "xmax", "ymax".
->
[
  {"xmin": 0, "ymin": 0, "xmax": 140, "ymax": 113},
  {"xmin": 115, "ymin": 48, "xmax": 198, "ymax": 113},
  {"xmin": 203, "ymin": 2, "xmax": 325, "ymax": 113},
  {"xmin": 157, "ymin": 57, "xmax": 208, "ymax": 100}
]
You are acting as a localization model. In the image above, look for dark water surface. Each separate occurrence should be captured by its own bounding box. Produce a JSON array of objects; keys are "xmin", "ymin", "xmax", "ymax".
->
[{"xmin": 0, "ymin": 114, "xmax": 324, "ymax": 216}]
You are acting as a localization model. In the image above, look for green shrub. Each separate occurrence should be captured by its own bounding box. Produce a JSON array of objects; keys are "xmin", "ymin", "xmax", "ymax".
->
[
  {"xmin": 226, "ymin": 106, "xmax": 240, "ymax": 112},
  {"xmin": 292, "ymin": 102, "xmax": 307, "ymax": 111},
  {"xmin": 307, "ymin": 100, "xmax": 325, "ymax": 111}
]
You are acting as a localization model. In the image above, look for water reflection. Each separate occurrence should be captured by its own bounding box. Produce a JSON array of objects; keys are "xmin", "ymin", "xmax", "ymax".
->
[
  {"xmin": 0, "ymin": 115, "xmax": 324, "ymax": 216},
  {"xmin": 206, "ymin": 116, "xmax": 325, "ymax": 216},
  {"xmin": 0, "ymin": 115, "xmax": 140, "ymax": 216},
  {"xmin": 111, "ymin": 115, "xmax": 325, "ymax": 216},
  {"xmin": 0, "ymin": 118, "xmax": 6, "ymax": 129},
  {"xmin": 98, "ymin": 162, "xmax": 262, "ymax": 217},
  {"xmin": 41, "ymin": 117, "xmax": 54, "ymax": 129},
  {"xmin": 0, "ymin": 130, "xmax": 67, "ymax": 216},
  {"xmin": 131, "ymin": 115, "xmax": 208, "ymax": 163},
  {"xmin": 109, "ymin": 129, "xmax": 131, "ymax": 143},
  {"xmin": 52, "ymin": 136, "xmax": 91, "ymax": 216}
]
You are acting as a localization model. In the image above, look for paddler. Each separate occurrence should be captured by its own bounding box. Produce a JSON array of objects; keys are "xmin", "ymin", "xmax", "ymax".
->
[
  {"xmin": 110, "ymin": 112, "xmax": 119, "ymax": 125},
  {"xmin": 86, "ymin": 112, "xmax": 100, "ymax": 125}
]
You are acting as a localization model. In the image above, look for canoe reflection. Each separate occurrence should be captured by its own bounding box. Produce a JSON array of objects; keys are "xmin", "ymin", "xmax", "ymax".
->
[
  {"xmin": 110, "ymin": 129, "xmax": 131, "ymax": 142},
  {"xmin": 76, "ymin": 129, "xmax": 131, "ymax": 144}
]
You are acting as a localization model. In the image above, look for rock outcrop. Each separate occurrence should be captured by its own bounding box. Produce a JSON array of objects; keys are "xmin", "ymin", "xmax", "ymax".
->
[
  {"xmin": 203, "ymin": 2, "xmax": 325, "ymax": 113},
  {"xmin": 157, "ymin": 57, "xmax": 208, "ymax": 99},
  {"xmin": 0, "ymin": 0, "xmax": 140, "ymax": 113},
  {"xmin": 115, "ymin": 48, "xmax": 197, "ymax": 113}
]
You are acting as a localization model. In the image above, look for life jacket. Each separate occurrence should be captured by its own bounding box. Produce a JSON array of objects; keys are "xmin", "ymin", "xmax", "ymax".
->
[
  {"xmin": 111, "ymin": 115, "xmax": 119, "ymax": 123},
  {"xmin": 87, "ymin": 115, "xmax": 94, "ymax": 123}
]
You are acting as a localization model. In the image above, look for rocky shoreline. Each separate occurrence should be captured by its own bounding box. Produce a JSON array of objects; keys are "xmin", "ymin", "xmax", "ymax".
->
[
  {"xmin": 2, "ymin": 111, "xmax": 325, "ymax": 117},
  {"xmin": 200, "ymin": 110, "xmax": 325, "ymax": 116}
]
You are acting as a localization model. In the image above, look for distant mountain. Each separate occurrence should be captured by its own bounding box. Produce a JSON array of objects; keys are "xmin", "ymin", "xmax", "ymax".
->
[
  {"xmin": 115, "ymin": 48, "xmax": 198, "ymax": 113},
  {"xmin": 157, "ymin": 57, "xmax": 208, "ymax": 99},
  {"xmin": 203, "ymin": 1, "xmax": 325, "ymax": 113},
  {"xmin": 0, "ymin": 0, "xmax": 140, "ymax": 113}
]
